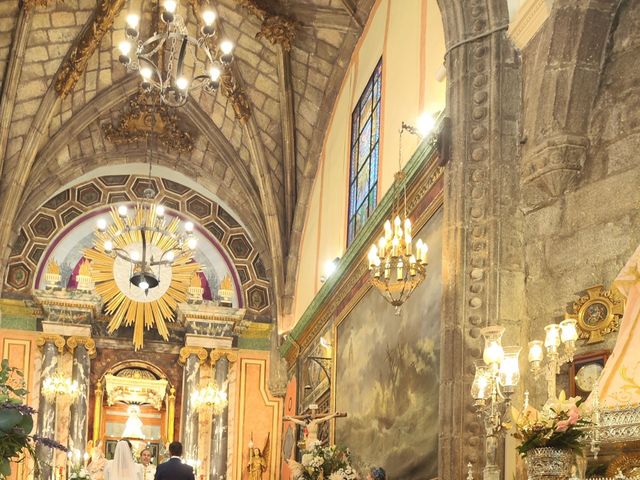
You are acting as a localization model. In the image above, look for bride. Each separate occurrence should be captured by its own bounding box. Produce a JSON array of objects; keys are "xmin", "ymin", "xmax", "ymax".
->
[{"xmin": 104, "ymin": 441, "xmax": 143, "ymax": 480}]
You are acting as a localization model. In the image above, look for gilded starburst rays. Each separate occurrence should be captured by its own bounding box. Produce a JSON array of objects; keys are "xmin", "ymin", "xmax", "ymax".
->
[{"xmin": 84, "ymin": 204, "xmax": 201, "ymax": 350}]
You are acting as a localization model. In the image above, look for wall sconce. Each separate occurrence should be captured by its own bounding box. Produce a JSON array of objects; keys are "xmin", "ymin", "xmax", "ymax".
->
[{"xmin": 320, "ymin": 257, "xmax": 341, "ymax": 283}]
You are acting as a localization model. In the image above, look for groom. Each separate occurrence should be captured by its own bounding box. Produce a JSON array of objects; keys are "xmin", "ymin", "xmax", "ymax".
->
[{"xmin": 154, "ymin": 442, "xmax": 195, "ymax": 480}]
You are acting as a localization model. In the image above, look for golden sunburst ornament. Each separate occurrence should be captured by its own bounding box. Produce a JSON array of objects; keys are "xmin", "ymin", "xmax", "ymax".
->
[{"xmin": 84, "ymin": 199, "xmax": 201, "ymax": 350}]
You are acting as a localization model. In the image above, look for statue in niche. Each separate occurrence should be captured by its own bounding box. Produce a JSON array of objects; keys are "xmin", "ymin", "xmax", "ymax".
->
[
  {"xmin": 284, "ymin": 405, "xmax": 347, "ymax": 450},
  {"xmin": 247, "ymin": 433, "xmax": 269, "ymax": 480}
]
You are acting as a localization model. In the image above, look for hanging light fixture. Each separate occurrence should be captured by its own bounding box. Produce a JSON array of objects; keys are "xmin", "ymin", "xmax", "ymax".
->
[
  {"xmin": 118, "ymin": 0, "xmax": 234, "ymax": 107},
  {"xmin": 191, "ymin": 381, "xmax": 228, "ymax": 416},
  {"xmin": 42, "ymin": 370, "xmax": 80, "ymax": 404},
  {"xmin": 367, "ymin": 124, "xmax": 429, "ymax": 314}
]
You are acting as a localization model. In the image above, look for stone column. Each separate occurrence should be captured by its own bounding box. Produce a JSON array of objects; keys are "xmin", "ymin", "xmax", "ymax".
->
[
  {"xmin": 35, "ymin": 334, "xmax": 65, "ymax": 480},
  {"xmin": 209, "ymin": 351, "xmax": 236, "ymax": 480},
  {"xmin": 66, "ymin": 337, "xmax": 95, "ymax": 452},
  {"xmin": 179, "ymin": 347, "xmax": 208, "ymax": 463},
  {"xmin": 437, "ymin": 1, "xmax": 524, "ymax": 478}
]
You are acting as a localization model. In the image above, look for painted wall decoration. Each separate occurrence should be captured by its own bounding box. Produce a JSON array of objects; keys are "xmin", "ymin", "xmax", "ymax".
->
[{"xmin": 334, "ymin": 207, "xmax": 442, "ymax": 479}]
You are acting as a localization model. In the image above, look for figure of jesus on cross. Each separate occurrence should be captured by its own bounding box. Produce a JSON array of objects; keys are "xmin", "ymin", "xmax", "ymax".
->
[{"xmin": 283, "ymin": 404, "xmax": 347, "ymax": 450}]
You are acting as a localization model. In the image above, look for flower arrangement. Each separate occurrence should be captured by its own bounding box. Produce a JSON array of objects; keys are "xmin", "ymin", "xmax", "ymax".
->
[
  {"xmin": 69, "ymin": 464, "xmax": 90, "ymax": 480},
  {"xmin": 511, "ymin": 391, "xmax": 591, "ymax": 457},
  {"xmin": 289, "ymin": 442, "xmax": 358, "ymax": 480},
  {"xmin": 0, "ymin": 359, "xmax": 66, "ymax": 479}
]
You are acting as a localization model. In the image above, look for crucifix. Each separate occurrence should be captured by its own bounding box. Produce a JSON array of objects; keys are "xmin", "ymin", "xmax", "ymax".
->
[{"xmin": 283, "ymin": 404, "xmax": 347, "ymax": 450}]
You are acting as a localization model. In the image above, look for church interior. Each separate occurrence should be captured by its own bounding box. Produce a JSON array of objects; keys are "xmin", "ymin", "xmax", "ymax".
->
[{"xmin": 1, "ymin": 0, "xmax": 639, "ymax": 479}]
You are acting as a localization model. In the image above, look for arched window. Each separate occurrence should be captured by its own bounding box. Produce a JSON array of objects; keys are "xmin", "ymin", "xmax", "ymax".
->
[{"xmin": 347, "ymin": 59, "xmax": 382, "ymax": 245}]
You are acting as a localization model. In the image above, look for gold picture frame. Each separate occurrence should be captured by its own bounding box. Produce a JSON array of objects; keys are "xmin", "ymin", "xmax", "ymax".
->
[{"xmin": 566, "ymin": 285, "xmax": 624, "ymax": 344}]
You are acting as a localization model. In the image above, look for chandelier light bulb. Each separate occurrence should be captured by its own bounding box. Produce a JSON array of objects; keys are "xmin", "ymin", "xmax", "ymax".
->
[
  {"xmin": 187, "ymin": 237, "xmax": 198, "ymax": 250},
  {"xmin": 498, "ymin": 346, "xmax": 521, "ymax": 390},
  {"xmin": 118, "ymin": 205, "xmax": 128, "ymax": 217},
  {"xmin": 119, "ymin": 40, "xmax": 132, "ymax": 56},
  {"xmin": 104, "ymin": 240, "xmax": 113, "ymax": 252},
  {"xmin": 155, "ymin": 204, "xmax": 165, "ymax": 217},
  {"xmin": 140, "ymin": 67, "xmax": 152, "ymax": 81},
  {"xmin": 164, "ymin": 0, "xmax": 178, "ymax": 14},
  {"xmin": 131, "ymin": 250, "xmax": 140, "ymax": 261},
  {"xmin": 220, "ymin": 39, "xmax": 234, "ymax": 55},
  {"xmin": 176, "ymin": 76, "xmax": 189, "ymax": 91},
  {"xmin": 184, "ymin": 221, "xmax": 194, "ymax": 233},
  {"xmin": 209, "ymin": 65, "xmax": 221, "ymax": 81},
  {"xmin": 97, "ymin": 218, "xmax": 107, "ymax": 232},
  {"xmin": 166, "ymin": 251, "xmax": 175, "ymax": 261},
  {"xmin": 544, "ymin": 323, "xmax": 561, "ymax": 354},
  {"xmin": 138, "ymin": 280, "xmax": 149, "ymax": 290},
  {"xmin": 528, "ymin": 340, "xmax": 544, "ymax": 363},
  {"xmin": 126, "ymin": 13, "xmax": 139, "ymax": 29},
  {"xmin": 481, "ymin": 326, "xmax": 505, "ymax": 368},
  {"xmin": 202, "ymin": 9, "xmax": 216, "ymax": 26},
  {"xmin": 559, "ymin": 318, "xmax": 578, "ymax": 343}
]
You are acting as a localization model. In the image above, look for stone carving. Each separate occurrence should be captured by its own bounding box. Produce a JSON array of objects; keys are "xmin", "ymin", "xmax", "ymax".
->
[
  {"xmin": 178, "ymin": 346, "xmax": 209, "ymax": 365},
  {"xmin": 66, "ymin": 336, "xmax": 97, "ymax": 358},
  {"xmin": 102, "ymin": 92, "xmax": 194, "ymax": 153},
  {"xmin": 237, "ymin": 0, "xmax": 297, "ymax": 51},
  {"xmin": 36, "ymin": 333, "xmax": 66, "ymax": 353},
  {"xmin": 54, "ymin": 0, "xmax": 126, "ymax": 98},
  {"xmin": 523, "ymin": 134, "xmax": 588, "ymax": 196}
]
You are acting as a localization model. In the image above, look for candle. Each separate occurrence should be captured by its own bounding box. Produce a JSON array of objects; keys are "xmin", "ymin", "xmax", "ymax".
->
[
  {"xmin": 391, "ymin": 237, "xmax": 399, "ymax": 257},
  {"xmin": 84, "ymin": 452, "xmax": 89, "ymax": 467},
  {"xmin": 394, "ymin": 216, "xmax": 402, "ymax": 237},
  {"xmin": 378, "ymin": 236, "xmax": 386, "ymax": 257},
  {"xmin": 405, "ymin": 234, "xmax": 412, "ymax": 256},
  {"xmin": 384, "ymin": 220, "xmax": 392, "ymax": 240},
  {"xmin": 404, "ymin": 217, "xmax": 411, "ymax": 238},
  {"xmin": 421, "ymin": 243, "xmax": 429, "ymax": 264},
  {"xmin": 409, "ymin": 255, "xmax": 417, "ymax": 276}
]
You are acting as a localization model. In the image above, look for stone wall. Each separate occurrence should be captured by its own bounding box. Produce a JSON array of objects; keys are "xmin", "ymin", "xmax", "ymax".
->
[{"xmin": 522, "ymin": 0, "xmax": 639, "ymax": 370}]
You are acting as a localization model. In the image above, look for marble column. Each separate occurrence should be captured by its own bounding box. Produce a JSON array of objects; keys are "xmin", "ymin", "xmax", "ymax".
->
[
  {"xmin": 67, "ymin": 337, "xmax": 95, "ymax": 452},
  {"xmin": 210, "ymin": 355, "xmax": 230, "ymax": 480},
  {"xmin": 35, "ymin": 334, "xmax": 64, "ymax": 480},
  {"xmin": 180, "ymin": 347, "xmax": 207, "ymax": 463}
]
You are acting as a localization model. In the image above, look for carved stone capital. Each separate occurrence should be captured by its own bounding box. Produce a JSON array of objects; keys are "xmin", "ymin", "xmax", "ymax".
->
[
  {"xmin": 210, "ymin": 349, "xmax": 238, "ymax": 365},
  {"xmin": 523, "ymin": 134, "xmax": 588, "ymax": 196},
  {"xmin": 66, "ymin": 336, "xmax": 97, "ymax": 358},
  {"xmin": 36, "ymin": 333, "xmax": 65, "ymax": 353},
  {"xmin": 179, "ymin": 346, "xmax": 208, "ymax": 365}
]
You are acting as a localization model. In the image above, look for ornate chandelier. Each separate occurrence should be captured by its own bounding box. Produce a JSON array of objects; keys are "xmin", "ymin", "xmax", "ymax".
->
[
  {"xmin": 117, "ymin": 0, "xmax": 234, "ymax": 107},
  {"xmin": 191, "ymin": 382, "xmax": 228, "ymax": 416},
  {"xmin": 84, "ymin": 183, "xmax": 201, "ymax": 350},
  {"xmin": 367, "ymin": 126, "xmax": 429, "ymax": 314},
  {"xmin": 42, "ymin": 370, "xmax": 80, "ymax": 404}
]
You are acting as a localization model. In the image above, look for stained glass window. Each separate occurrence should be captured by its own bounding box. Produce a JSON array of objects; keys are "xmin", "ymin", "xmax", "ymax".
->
[{"xmin": 347, "ymin": 59, "xmax": 382, "ymax": 245}]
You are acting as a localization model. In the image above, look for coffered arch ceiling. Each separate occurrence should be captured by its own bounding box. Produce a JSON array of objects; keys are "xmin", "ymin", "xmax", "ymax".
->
[{"xmin": 0, "ymin": 0, "xmax": 376, "ymax": 326}]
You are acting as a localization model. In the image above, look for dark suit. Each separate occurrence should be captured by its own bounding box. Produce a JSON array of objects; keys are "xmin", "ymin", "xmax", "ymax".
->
[{"xmin": 154, "ymin": 457, "xmax": 195, "ymax": 480}]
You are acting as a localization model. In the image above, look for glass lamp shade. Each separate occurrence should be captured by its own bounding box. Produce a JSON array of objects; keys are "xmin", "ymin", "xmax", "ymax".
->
[
  {"xmin": 498, "ymin": 346, "xmax": 521, "ymax": 390},
  {"xmin": 544, "ymin": 323, "xmax": 561, "ymax": 354},
  {"xmin": 471, "ymin": 361, "xmax": 492, "ymax": 401},
  {"xmin": 528, "ymin": 340, "xmax": 544, "ymax": 363},
  {"xmin": 481, "ymin": 325, "xmax": 505, "ymax": 368},
  {"xmin": 560, "ymin": 318, "xmax": 578, "ymax": 343}
]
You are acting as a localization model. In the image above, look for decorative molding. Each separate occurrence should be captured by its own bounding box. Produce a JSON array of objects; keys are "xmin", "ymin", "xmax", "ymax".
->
[
  {"xmin": 179, "ymin": 346, "xmax": 209, "ymax": 365},
  {"xmin": 21, "ymin": 0, "xmax": 56, "ymax": 10},
  {"xmin": 566, "ymin": 285, "xmax": 625, "ymax": 345},
  {"xmin": 508, "ymin": 0, "xmax": 552, "ymax": 50},
  {"xmin": 36, "ymin": 333, "xmax": 65, "ymax": 353},
  {"xmin": 54, "ymin": 0, "xmax": 126, "ymax": 98},
  {"xmin": 102, "ymin": 92, "xmax": 194, "ymax": 153},
  {"xmin": 66, "ymin": 336, "xmax": 97, "ymax": 358}
]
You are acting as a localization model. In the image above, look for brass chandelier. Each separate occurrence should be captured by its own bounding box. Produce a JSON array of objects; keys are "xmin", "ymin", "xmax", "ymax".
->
[
  {"xmin": 367, "ymin": 124, "xmax": 429, "ymax": 314},
  {"xmin": 118, "ymin": 0, "xmax": 234, "ymax": 107},
  {"xmin": 191, "ymin": 381, "xmax": 228, "ymax": 416}
]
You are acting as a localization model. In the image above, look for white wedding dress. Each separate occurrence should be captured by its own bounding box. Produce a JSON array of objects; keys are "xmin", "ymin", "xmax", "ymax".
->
[{"xmin": 104, "ymin": 441, "xmax": 143, "ymax": 480}]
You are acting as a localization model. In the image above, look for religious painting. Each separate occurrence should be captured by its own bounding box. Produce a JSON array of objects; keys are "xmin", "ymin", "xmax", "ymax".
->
[{"xmin": 335, "ymin": 207, "xmax": 442, "ymax": 479}]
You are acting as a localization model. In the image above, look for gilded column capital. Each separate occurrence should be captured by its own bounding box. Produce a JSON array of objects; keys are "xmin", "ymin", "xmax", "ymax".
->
[
  {"xmin": 210, "ymin": 349, "xmax": 238, "ymax": 364},
  {"xmin": 66, "ymin": 336, "xmax": 97, "ymax": 358},
  {"xmin": 36, "ymin": 333, "xmax": 65, "ymax": 353},
  {"xmin": 179, "ymin": 346, "xmax": 208, "ymax": 365}
]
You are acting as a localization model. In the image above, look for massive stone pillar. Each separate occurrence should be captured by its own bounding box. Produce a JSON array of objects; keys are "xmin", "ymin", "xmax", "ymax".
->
[
  {"xmin": 209, "ymin": 351, "xmax": 236, "ymax": 480},
  {"xmin": 35, "ymin": 334, "xmax": 65, "ymax": 480},
  {"xmin": 179, "ymin": 347, "xmax": 208, "ymax": 463},
  {"xmin": 436, "ymin": 0, "xmax": 523, "ymax": 478},
  {"xmin": 66, "ymin": 337, "xmax": 96, "ymax": 452}
]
